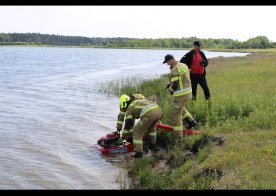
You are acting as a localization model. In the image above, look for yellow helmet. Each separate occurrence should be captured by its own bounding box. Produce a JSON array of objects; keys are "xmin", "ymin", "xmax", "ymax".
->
[{"xmin": 119, "ymin": 94, "xmax": 130, "ymax": 109}]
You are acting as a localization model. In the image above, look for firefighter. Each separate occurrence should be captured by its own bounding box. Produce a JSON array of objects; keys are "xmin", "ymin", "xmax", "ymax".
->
[
  {"xmin": 115, "ymin": 94, "xmax": 145, "ymax": 142},
  {"xmin": 163, "ymin": 54, "xmax": 197, "ymax": 138},
  {"xmin": 123, "ymin": 97, "xmax": 162, "ymax": 159}
]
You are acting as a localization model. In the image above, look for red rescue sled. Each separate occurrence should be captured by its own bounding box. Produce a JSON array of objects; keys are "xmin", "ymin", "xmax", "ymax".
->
[{"xmin": 92, "ymin": 123, "xmax": 200, "ymax": 155}]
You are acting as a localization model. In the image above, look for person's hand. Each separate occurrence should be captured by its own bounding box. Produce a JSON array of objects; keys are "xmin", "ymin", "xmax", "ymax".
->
[
  {"xmin": 113, "ymin": 129, "xmax": 121, "ymax": 134},
  {"xmin": 122, "ymin": 129, "xmax": 129, "ymax": 138},
  {"xmin": 117, "ymin": 138, "xmax": 124, "ymax": 145},
  {"xmin": 200, "ymin": 60, "xmax": 207, "ymax": 66}
]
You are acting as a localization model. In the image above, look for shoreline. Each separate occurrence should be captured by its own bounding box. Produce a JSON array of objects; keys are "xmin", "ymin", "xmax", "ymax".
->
[
  {"xmin": 114, "ymin": 52, "xmax": 276, "ymax": 189},
  {"xmin": 1, "ymin": 44, "xmax": 275, "ymax": 53}
]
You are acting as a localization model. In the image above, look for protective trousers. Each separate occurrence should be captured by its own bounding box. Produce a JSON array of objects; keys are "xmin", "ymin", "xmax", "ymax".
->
[
  {"xmin": 133, "ymin": 109, "xmax": 162, "ymax": 153},
  {"xmin": 172, "ymin": 93, "xmax": 194, "ymax": 137}
]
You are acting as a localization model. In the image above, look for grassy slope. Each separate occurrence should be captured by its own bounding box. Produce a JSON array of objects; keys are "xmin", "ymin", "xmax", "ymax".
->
[
  {"xmin": 200, "ymin": 54, "xmax": 276, "ymax": 189},
  {"xmin": 205, "ymin": 48, "xmax": 276, "ymax": 53},
  {"xmin": 107, "ymin": 53, "xmax": 276, "ymax": 189}
]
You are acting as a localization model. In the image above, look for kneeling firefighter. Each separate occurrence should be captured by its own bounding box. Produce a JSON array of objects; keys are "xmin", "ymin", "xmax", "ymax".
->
[
  {"xmin": 123, "ymin": 97, "xmax": 162, "ymax": 159},
  {"xmin": 116, "ymin": 94, "xmax": 145, "ymax": 142}
]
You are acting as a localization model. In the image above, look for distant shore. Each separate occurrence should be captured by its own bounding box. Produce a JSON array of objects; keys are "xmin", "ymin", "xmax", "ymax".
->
[{"xmin": 2, "ymin": 44, "xmax": 276, "ymax": 53}]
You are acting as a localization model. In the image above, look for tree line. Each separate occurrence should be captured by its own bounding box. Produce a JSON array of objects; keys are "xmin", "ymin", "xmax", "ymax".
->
[{"xmin": 0, "ymin": 33, "xmax": 275, "ymax": 49}]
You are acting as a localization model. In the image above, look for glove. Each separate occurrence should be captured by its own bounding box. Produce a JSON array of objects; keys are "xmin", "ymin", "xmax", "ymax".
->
[
  {"xmin": 117, "ymin": 138, "xmax": 124, "ymax": 145},
  {"xmin": 170, "ymin": 91, "xmax": 173, "ymax": 95},
  {"xmin": 165, "ymin": 84, "xmax": 171, "ymax": 89},
  {"xmin": 113, "ymin": 129, "xmax": 121, "ymax": 134}
]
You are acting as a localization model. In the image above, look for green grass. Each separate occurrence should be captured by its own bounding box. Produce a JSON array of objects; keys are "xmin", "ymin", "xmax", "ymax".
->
[
  {"xmin": 206, "ymin": 48, "xmax": 276, "ymax": 53},
  {"xmin": 106, "ymin": 53, "xmax": 276, "ymax": 189}
]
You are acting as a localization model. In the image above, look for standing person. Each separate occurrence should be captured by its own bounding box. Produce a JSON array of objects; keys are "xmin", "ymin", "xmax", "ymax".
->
[
  {"xmin": 123, "ymin": 96, "xmax": 162, "ymax": 159},
  {"xmin": 163, "ymin": 54, "xmax": 197, "ymax": 138},
  {"xmin": 180, "ymin": 41, "xmax": 211, "ymax": 106}
]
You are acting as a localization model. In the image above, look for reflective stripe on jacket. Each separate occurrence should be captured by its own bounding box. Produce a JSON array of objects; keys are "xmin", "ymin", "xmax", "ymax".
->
[{"xmin": 168, "ymin": 62, "xmax": 192, "ymax": 97}]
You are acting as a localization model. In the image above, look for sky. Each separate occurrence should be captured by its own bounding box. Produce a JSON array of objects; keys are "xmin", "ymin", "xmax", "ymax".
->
[{"xmin": 0, "ymin": 6, "xmax": 276, "ymax": 42}]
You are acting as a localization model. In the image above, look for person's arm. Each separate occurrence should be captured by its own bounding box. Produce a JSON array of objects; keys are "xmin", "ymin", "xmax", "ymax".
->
[
  {"xmin": 200, "ymin": 51, "xmax": 208, "ymax": 67},
  {"xmin": 116, "ymin": 108, "xmax": 126, "ymax": 131},
  {"xmin": 180, "ymin": 50, "xmax": 193, "ymax": 68},
  {"xmin": 180, "ymin": 54, "xmax": 187, "ymax": 64},
  {"xmin": 167, "ymin": 68, "xmax": 179, "ymax": 95},
  {"xmin": 169, "ymin": 81, "xmax": 179, "ymax": 91},
  {"xmin": 122, "ymin": 109, "xmax": 135, "ymax": 138},
  {"xmin": 123, "ymin": 107, "xmax": 135, "ymax": 131}
]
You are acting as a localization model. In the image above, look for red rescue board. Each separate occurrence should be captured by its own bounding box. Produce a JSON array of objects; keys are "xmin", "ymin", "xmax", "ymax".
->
[{"xmin": 92, "ymin": 123, "xmax": 200, "ymax": 155}]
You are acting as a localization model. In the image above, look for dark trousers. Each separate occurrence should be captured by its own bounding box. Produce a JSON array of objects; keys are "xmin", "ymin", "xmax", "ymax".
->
[{"xmin": 190, "ymin": 73, "xmax": 210, "ymax": 100}]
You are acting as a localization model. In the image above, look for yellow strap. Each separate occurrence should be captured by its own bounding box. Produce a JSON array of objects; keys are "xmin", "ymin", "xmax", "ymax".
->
[
  {"xmin": 173, "ymin": 125, "xmax": 183, "ymax": 131},
  {"xmin": 117, "ymin": 121, "xmax": 123, "ymax": 124},
  {"xmin": 178, "ymin": 66, "xmax": 188, "ymax": 75},
  {"xmin": 129, "ymin": 100, "xmax": 138, "ymax": 107},
  {"xmin": 173, "ymin": 87, "xmax": 192, "ymax": 97},
  {"xmin": 126, "ymin": 115, "xmax": 133, "ymax": 119},
  {"xmin": 133, "ymin": 139, "xmax": 143, "ymax": 145},
  {"xmin": 140, "ymin": 104, "xmax": 159, "ymax": 117},
  {"xmin": 123, "ymin": 129, "xmax": 129, "ymax": 134},
  {"xmin": 171, "ymin": 76, "xmax": 179, "ymax": 82},
  {"xmin": 179, "ymin": 75, "xmax": 183, "ymax": 90},
  {"xmin": 178, "ymin": 66, "xmax": 188, "ymax": 90},
  {"xmin": 123, "ymin": 129, "xmax": 134, "ymax": 134},
  {"xmin": 182, "ymin": 111, "xmax": 191, "ymax": 119},
  {"xmin": 173, "ymin": 90, "xmax": 192, "ymax": 97}
]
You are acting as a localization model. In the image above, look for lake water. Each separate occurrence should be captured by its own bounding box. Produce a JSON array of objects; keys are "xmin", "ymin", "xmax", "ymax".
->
[{"xmin": 0, "ymin": 46, "xmax": 249, "ymax": 189}]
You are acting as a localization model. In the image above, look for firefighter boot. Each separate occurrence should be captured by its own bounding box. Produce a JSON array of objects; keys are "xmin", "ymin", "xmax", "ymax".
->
[
  {"xmin": 148, "ymin": 144, "xmax": 159, "ymax": 153},
  {"xmin": 183, "ymin": 118, "xmax": 191, "ymax": 128},
  {"xmin": 130, "ymin": 152, "xmax": 143, "ymax": 159},
  {"xmin": 187, "ymin": 120, "xmax": 198, "ymax": 129},
  {"xmin": 143, "ymin": 145, "xmax": 149, "ymax": 154}
]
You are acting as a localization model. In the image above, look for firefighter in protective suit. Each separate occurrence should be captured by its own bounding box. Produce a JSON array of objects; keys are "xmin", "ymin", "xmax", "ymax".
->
[
  {"xmin": 163, "ymin": 54, "xmax": 197, "ymax": 138},
  {"xmin": 123, "ymin": 97, "xmax": 162, "ymax": 159},
  {"xmin": 115, "ymin": 94, "xmax": 145, "ymax": 142}
]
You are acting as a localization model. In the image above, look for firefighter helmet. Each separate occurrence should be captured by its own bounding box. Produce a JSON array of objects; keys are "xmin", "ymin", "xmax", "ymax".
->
[{"xmin": 119, "ymin": 94, "xmax": 130, "ymax": 109}]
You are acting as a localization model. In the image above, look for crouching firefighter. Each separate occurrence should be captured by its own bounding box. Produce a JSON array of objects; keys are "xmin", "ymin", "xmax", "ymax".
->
[
  {"xmin": 123, "ymin": 97, "xmax": 162, "ymax": 159},
  {"xmin": 163, "ymin": 54, "xmax": 197, "ymax": 138},
  {"xmin": 115, "ymin": 94, "xmax": 145, "ymax": 143}
]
